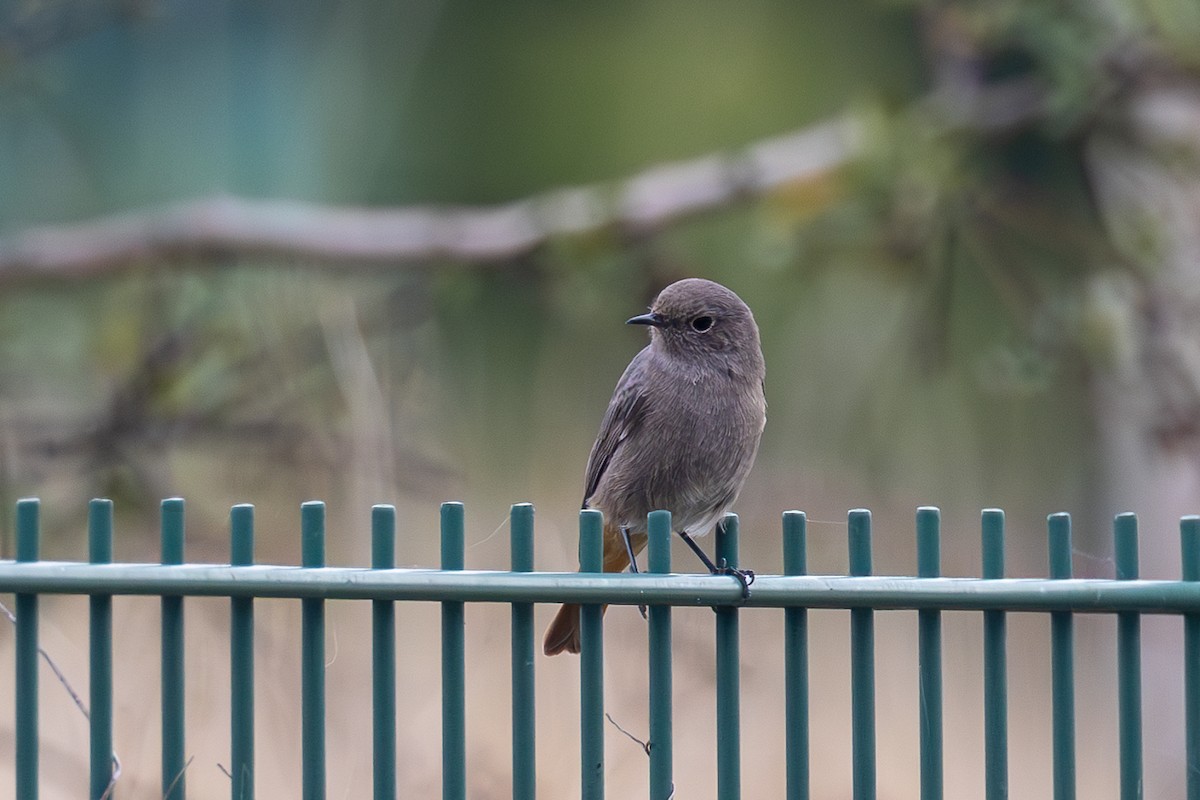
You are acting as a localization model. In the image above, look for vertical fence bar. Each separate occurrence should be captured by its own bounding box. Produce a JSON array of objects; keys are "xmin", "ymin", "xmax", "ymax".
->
[
  {"xmin": 16, "ymin": 498, "xmax": 40, "ymax": 800},
  {"xmin": 648, "ymin": 509, "xmax": 673, "ymax": 800},
  {"xmin": 1182, "ymin": 516, "xmax": 1200, "ymax": 800},
  {"xmin": 1114, "ymin": 513, "xmax": 1143, "ymax": 800},
  {"xmin": 441, "ymin": 502, "xmax": 466, "ymax": 800},
  {"xmin": 981, "ymin": 509, "xmax": 1008, "ymax": 800},
  {"xmin": 510, "ymin": 503, "xmax": 536, "ymax": 800},
  {"xmin": 372, "ymin": 505, "xmax": 397, "ymax": 800},
  {"xmin": 230, "ymin": 504, "xmax": 255, "ymax": 800},
  {"xmin": 716, "ymin": 513, "xmax": 742, "ymax": 800},
  {"xmin": 301, "ymin": 501, "xmax": 326, "ymax": 800},
  {"xmin": 917, "ymin": 507, "xmax": 943, "ymax": 800},
  {"xmin": 579, "ymin": 508, "xmax": 605, "ymax": 800},
  {"xmin": 783, "ymin": 511, "xmax": 809, "ymax": 800},
  {"xmin": 161, "ymin": 498, "xmax": 187, "ymax": 800},
  {"xmin": 89, "ymin": 498, "xmax": 115, "ymax": 800},
  {"xmin": 1048, "ymin": 513, "xmax": 1076, "ymax": 800},
  {"xmin": 849, "ymin": 509, "xmax": 876, "ymax": 800}
]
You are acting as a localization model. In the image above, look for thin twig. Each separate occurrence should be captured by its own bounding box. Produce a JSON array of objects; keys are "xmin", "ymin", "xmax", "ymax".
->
[
  {"xmin": 605, "ymin": 711, "xmax": 652, "ymax": 757},
  {"xmin": 162, "ymin": 754, "xmax": 194, "ymax": 799},
  {"xmin": 0, "ymin": 598, "xmax": 122, "ymax": 795}
]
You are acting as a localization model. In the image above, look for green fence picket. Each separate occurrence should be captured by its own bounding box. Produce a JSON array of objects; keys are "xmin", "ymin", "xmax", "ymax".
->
[
  {"xmin": 1182, "ymin": 516, "xmax": 1200, "ymax": 800},
  {"xmin": 648, "ymin": 509, "xmax": 673, "ymax": 800},
  {"xmin": 783, "ymin": 511, "xmax": 809, "ymax": 800},
  {"xmin": 441, "ymin": 502, "xmax": 466, "ymax": 800},
  {"xmin": 981, "ymin": 509, "xmax": 1008, "ymax": 800},
  {"xmin": 89, "ymin": 498, "xmax": 115, "ymax": 800},
  {"xmin": 16, "ymin": 499, "xmax": 40, "ymax": 800},
  {"xmin": 161, "ymin": 498, "xmax": 187, "ymax": 800},
  {"xmin": 510, "ymin": 503, "xmax": 536, "ymax": 800},
  {"xmin": 716, "ymin": 514, "xmax": 742, "ymax": 800},
  {"xmin": 917, "ymin": 507, "xmax": 943, "ymax": 800},
  {"xmin": 230, "ymin": 504, "xmax": 256, "ymax": 800},
  {"xmin": 301, "ymin": 502, "xmax": 327, "ymax": 800},
  {"xmin": 849, "ymin": 509, "xmax": 876, "ymax": 800},
  {"xmin": 371, "ymin": 505, "xmax": 397, "ymax": 800},
  {"xmin": 1048, "ymin": 513, "xmax": 1076, "ymax": 800},
  {"xmin": 579, "ymin": 508, "xmax": 605, "ymax": 800},
  {"xmin": 1114, "ymin": 513, "xmax": 1142, "ymax": 800}
]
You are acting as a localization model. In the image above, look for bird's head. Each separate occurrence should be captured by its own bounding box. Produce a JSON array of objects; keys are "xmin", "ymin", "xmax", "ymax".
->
[{"xmin": 627, "ymin": 278, "xmax": 762, "ymax": 365}]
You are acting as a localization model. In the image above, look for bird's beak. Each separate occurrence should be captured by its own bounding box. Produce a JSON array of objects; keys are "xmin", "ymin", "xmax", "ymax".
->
[{"xmin": 626, "ymin": 312, "xmax": 667, "ymax": 327}]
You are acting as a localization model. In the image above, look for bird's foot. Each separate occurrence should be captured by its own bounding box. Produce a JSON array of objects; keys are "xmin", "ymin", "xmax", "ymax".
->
[{"xmin": 718, "ymin": 560, "xmax": 754, "ymax": 604}]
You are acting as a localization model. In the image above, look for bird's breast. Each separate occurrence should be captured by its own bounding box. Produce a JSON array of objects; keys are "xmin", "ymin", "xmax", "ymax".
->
[{"xmin": 591, "ymin": 365, "xmax": 764, "ymax": 534}]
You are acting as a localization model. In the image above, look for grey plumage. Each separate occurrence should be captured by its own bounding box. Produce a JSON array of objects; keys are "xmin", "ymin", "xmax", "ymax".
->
[{"xmin": 544, "ymin": 277, "xmax": 766, "ymax": 655}]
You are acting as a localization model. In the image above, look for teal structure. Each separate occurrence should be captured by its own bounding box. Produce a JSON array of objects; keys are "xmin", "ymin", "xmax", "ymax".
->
[{"xmin": 2, "ymin": 499, "xmax": 1195, "ymax": 798}]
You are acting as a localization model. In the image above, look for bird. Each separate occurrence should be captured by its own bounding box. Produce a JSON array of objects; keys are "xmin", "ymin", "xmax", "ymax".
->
[{"xmin": 543, "ymin": 278, "xmax": 766, "ymax": 656}]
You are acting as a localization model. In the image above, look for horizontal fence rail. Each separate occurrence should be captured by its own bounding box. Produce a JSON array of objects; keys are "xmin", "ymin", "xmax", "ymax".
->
[
  {"xmin": 5, "ymin": 564, "xmax": 1200, "ymax": 611},
  {"xmin": 2, "ymin": 498, "xmax": 1200, "ymax": 800}
]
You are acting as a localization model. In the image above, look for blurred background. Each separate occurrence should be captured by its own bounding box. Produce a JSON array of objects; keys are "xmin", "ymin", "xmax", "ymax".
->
[{"xmin": 2, "ymin": 0, "xmax": 1200, "ymax": 797}]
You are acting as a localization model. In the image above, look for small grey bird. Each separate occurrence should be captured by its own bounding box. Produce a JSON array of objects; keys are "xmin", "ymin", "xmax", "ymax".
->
[{"xmin": 543, "ymin": 278, "xmax": 767, "ymax": 656}]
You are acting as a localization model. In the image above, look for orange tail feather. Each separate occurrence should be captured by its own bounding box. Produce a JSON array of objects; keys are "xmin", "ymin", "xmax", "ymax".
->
[
  {"xmin": 542, "ymin": 522, "xmax": 647, "ymax": 656},
  {"xmin": 543, "ymin": 603, "xmax": 585, "ymax": 655}
]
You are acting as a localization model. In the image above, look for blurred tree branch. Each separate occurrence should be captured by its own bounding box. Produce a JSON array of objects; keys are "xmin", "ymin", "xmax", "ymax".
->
[
  {"xmin": 0, "ymin": 118, "xmax": 857, "ymax": 279},
  {"xmin": 0, "ymin": 80, "xmax": 1045, "ymax": 282}
]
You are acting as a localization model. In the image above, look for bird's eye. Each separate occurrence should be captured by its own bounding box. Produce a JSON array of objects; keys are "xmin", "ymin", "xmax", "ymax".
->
[{"xmin": 691, "ymin": 315, "xmax": 715, "ymax": 332}]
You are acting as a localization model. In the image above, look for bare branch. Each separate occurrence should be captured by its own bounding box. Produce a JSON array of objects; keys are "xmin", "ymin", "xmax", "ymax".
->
[
  {"xmin": 0, "ymin": 118, "xmax": 862, "ymax": 280},
  {"xmin": 0, "ymin": 74, "xmax": 1057, "ymax": 282}
]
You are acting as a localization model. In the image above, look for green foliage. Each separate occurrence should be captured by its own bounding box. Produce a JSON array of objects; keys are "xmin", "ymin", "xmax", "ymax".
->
[{"xmin": 3, "ymin": 0, "xmax": 1200, "ymax": 538}]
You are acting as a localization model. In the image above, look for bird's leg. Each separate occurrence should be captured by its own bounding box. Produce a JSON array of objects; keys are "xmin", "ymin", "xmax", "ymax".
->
[
  {"xmin": 620, "ymin": 524, "xmax": 648, "ymax": 619},
  {"xmin": 679, "ymin": 526, "xmax": 755, "ymax": 603},
  {"xmin": 677, "ymin": 529, "xmax": 720, "ymax": 572}
]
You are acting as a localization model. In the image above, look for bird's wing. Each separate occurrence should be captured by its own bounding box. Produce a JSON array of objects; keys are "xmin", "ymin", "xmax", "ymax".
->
[{"xmin": 582, "ymin": 349, "xmax": 652, "ymax": 508}]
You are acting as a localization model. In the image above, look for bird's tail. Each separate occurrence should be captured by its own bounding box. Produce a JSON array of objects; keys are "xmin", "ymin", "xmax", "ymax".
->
[
  {"xmin": 542, "ymin": 521, "xmax": 647, "ymax": 656},
  {"xmin": 543, "ymin": 603, "xmax": 587, "ymax": 655}
]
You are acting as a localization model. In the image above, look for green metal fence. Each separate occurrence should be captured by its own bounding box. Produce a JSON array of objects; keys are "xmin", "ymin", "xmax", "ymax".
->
[{"xmin": 3, "ymin": 497, "xmax": 1200, "ymax": 799}]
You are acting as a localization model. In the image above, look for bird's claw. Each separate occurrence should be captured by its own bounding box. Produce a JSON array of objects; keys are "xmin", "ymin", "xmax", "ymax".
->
[{"xmin": 718, "ymin": 559, "xmax": 754, "ymax": 604}]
